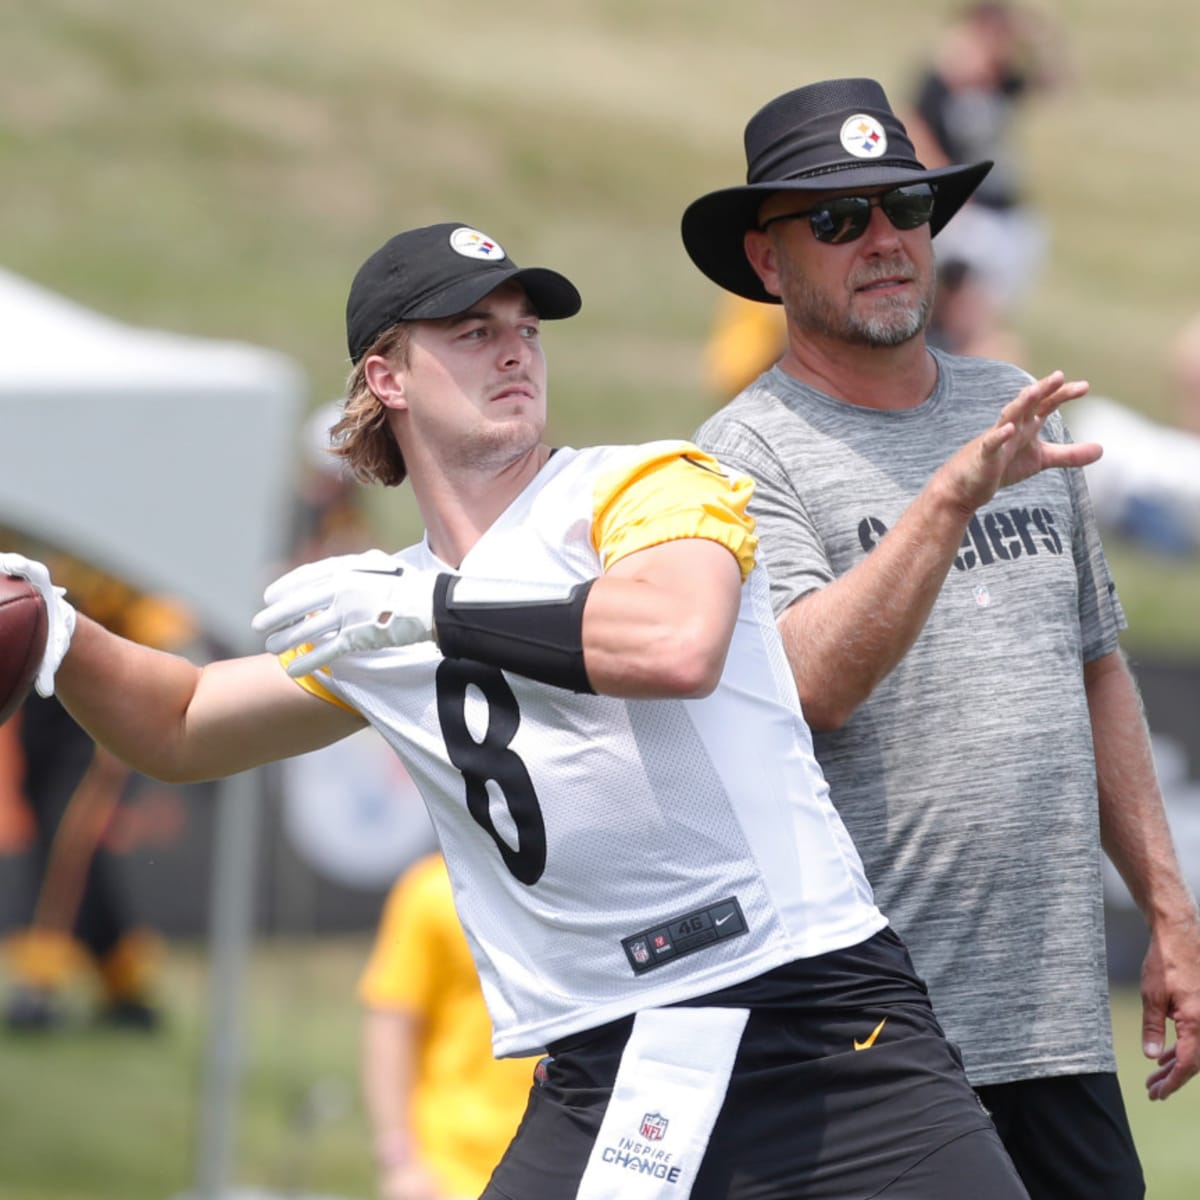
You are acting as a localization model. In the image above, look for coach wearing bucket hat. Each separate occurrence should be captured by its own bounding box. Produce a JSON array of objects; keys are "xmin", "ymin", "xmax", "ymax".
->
[
  {"xmin": 693, "ymin": 77, "xmax": 1195, "ymax": 1200},
  {"xmin": 681, "ymin": 77, "xmax": 991, "ymax": 303}
]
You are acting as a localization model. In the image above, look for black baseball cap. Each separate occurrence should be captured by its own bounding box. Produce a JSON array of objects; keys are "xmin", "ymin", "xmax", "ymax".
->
[{"xmin": 345, "ymin": 223, "xmax": 583, "ymax": 363}]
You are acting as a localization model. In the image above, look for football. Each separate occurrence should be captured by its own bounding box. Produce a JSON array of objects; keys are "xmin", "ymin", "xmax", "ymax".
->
[{"xmin": 0, "ymin": 575, "xmax": 48, "ymax": 725}]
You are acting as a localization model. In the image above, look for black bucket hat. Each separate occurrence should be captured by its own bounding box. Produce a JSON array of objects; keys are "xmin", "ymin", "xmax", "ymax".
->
[
  {"xmin": 681, "ymin": 78, "xmax": 993, "ymax": 303},
  {"xmin": 346, "ymin": 223, "xmax": 582, "ymax": 363}
]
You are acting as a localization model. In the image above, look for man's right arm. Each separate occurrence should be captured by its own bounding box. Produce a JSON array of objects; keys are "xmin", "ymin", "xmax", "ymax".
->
[
  {"xmin": 777, "ymin": 469, "xmax": 976, "ymax": 729},
  {"xmin": 55, "ymin": 613, "xmax": 364, "ymax": 783},
  {"xmin": 776, "ymin": 371, "xmax": 1096, "ymax": 728}
]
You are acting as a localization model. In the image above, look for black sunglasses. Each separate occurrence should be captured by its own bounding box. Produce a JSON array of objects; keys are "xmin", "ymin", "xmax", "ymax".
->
[{"xmin": 758, "ymin": 183, "xmax": 937, "ymax": 244}]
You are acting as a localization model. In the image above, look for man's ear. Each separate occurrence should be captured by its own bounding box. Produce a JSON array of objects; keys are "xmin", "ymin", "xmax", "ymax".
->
[
  {"xmin": 363, "ymin": 354, "xmax": 407, "ymax": 411},
  {"xmin": 743, "ymin": 229, "xmax": 784, "ymax": 300}
]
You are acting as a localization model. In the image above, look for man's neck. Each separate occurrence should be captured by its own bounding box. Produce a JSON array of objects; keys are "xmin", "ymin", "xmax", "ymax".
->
[
  {"xmin": 777, "ymin": 333, "xmax": 937, "ymax": 411},
  {"xmin": 411, "ymin": 443, "xmax": 552, "ymax": 568}
]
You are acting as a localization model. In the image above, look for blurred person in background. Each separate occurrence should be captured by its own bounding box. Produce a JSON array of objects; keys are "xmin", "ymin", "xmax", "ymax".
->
[
  {"xmin": 359, "ymin": 853, "xmax": 537, "ymax": 1200},
  {"xmin": 1066, "ymin": 311, "xmax": 1200, "ymax": 556},
  {"xmin": 0, "ymin": 541, "xmax": 199, "ymax": 1031},
  {"xmin": 702, "ymin": 293, "xmax": 788, "ymax": 401},
  {"xmin": 926, "ymin": 256, "xmax": 1026, "ymax": 364},
  {"xmin": 903, "ymin": 0, "xmax": 1070, "ymax": 314},
  {"xmin": 685, "ymin": 76, "xmax": 1200, "ymax": 1200}
]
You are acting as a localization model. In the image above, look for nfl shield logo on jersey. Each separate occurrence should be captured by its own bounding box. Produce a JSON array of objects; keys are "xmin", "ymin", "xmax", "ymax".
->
[
  {"xmin": 640, "ymin": 1113, "xmax": 668, "ymax": 1141},
  {"xmin": 630, "ymin": 939, "xmax": 650, "ymax": 965}
]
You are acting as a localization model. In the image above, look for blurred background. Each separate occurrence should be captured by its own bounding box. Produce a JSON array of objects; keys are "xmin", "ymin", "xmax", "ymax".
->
[{"xmin": 1, "ymin": 1, "xmax": 1198, "ymax": 1197}]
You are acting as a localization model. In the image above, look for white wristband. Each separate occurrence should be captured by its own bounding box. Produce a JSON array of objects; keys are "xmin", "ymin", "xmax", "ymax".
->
[{"xmin": 0, "ymin": 553, "xmax": 77, "ymax": 697}]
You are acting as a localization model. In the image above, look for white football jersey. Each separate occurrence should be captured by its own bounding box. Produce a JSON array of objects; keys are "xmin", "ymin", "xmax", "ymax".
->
[{"xmin": 291, "ymin": 441, "xmax": 884, "ymax": 1056}]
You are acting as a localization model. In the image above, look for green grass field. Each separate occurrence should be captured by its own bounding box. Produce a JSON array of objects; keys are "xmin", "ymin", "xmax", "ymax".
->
[{"xmin": 1, "ymin": 938, "xmax": 1197, "ymax": 1199}]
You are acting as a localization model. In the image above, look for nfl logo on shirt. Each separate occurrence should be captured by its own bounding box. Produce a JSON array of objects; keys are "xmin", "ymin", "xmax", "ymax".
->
[{"xmin": 640, "ymin": 1113, "xmax": 669, "ymax": 1142}]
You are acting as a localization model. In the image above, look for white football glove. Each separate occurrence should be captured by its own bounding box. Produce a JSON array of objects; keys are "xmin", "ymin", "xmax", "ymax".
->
[
  {"xmin": 252, "ymin": 549, "xmax": 438, "ymax": 677},
  {"xmin": 0, "ymin": 552, "xmax": 78, "ymax": 698}
]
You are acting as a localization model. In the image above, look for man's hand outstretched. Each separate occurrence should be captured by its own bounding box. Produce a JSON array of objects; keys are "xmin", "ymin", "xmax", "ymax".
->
[{"xmin": 944, "ymin": 371, "xmax": 1099, "ymax": 514}]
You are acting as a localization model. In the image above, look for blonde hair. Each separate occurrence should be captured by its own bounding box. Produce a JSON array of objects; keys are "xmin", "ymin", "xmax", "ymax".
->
[{"xmin": 330, "ymin": 324, "xmax": 411, "ymax": 487}]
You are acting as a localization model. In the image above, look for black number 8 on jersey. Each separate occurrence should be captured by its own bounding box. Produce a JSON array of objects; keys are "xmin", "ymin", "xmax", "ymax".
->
[{"xmin": 435, "ymin": 659, "xmax": 547, "ymax": 885}]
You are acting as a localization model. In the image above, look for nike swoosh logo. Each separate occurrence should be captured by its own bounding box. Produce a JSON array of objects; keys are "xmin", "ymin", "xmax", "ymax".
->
[
  {"xmin": 714, "ymin": 912, "xmax": 734, "ymax": 926},
  {"xmin": 853, "ymin": 1018, "xmax": 887, "ymax": 1051},
  {"xmin": 354, "ymin": 567, "xmax": 406, "ymax": 577}
]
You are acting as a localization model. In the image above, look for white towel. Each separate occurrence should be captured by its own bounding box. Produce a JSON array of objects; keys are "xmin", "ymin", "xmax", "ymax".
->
[{"xmin": 574, "ymin": 1006, "xmax": 750, "ymax": 1200}]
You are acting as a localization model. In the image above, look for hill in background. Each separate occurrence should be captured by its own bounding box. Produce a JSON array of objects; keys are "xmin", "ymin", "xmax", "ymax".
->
[{"xmin": 5, "ymin": 0, "xmax": 1200, "ymax": 647}]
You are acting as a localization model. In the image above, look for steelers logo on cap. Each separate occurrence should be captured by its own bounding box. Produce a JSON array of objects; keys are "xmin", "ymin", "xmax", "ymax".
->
[
  {"xmin": 839, "ymin": 114, "xmax": 887, "ymax": 159},
  {"xmin": 449, "ymin": 227, "xmax": 507, "ymax": 261}
]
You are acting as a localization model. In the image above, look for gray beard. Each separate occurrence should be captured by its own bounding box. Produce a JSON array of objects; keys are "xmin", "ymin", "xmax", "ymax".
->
[
  {"xmin": 779, "ymin": 262, "xmax": 931, "ymax": 348},
  {"xmin": 849, "ymin": 294, "xmax": 930, "ymax": 346}
]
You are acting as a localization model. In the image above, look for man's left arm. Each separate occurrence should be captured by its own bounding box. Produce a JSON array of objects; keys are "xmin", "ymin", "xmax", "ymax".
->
[{"xmin": 1086, "ymin": 648, "xmax": 1200, "ymax": 1099}]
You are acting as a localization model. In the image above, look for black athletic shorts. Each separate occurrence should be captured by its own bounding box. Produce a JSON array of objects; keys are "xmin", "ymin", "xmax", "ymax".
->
[
  {"xmin": 976, "ymin": 1074, "xmax": 1145, "ymax": 1200},
  {"xmin": 482, "ymin": 928, "xmax": 1029, "ymax": 1199}
]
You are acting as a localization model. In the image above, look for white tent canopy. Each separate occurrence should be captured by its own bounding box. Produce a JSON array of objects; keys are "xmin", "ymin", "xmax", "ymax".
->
[{"xmin": 0, "ymin": 267, "xmax": 305, "ymax": 650}]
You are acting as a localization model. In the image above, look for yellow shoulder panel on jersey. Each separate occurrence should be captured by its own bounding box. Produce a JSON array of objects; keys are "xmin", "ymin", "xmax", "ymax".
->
[
  {"xmin": 278, "ymin": 646, "xmax": 360, "ymax": 714},
  {"xmin": 591, "ymin": 442, "xmax": 757, "ymax": 579}
]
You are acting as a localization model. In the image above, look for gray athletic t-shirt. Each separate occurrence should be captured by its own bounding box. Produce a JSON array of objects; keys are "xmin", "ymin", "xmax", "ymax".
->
[{"xmin": 695, "ymin": 349, "xmax": 1125, "ymax": 1086}]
